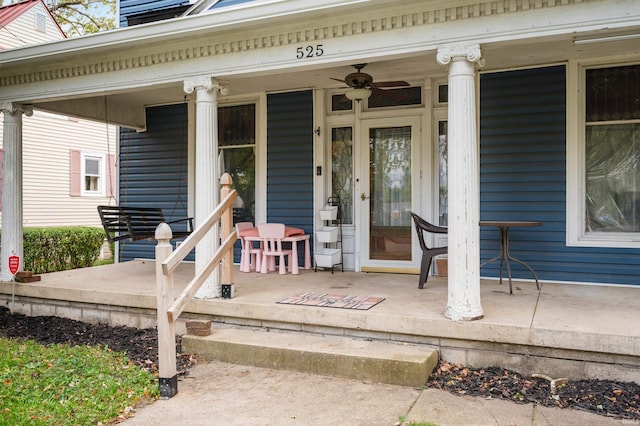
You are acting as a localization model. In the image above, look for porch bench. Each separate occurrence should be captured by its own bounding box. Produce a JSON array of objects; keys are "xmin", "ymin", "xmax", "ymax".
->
[{"xmin": 97, "ymin": 205, "xmax": 193, "ymax": 243}]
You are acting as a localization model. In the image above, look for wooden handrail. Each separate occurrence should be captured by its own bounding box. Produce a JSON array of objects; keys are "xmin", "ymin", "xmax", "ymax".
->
[
  {"xmin": 167, "ymin": 231, "xmax": 236, "ymax": 322},
  {"xmin": 155, "ymin": 172, "xmax": 237, "ymax": 398},
  {"xmin": 162, "ymin": 188, "xmax": 237, "ymax": 276}
]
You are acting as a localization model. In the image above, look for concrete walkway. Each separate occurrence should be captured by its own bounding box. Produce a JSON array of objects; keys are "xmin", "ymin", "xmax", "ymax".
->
[{"xmin": 124, "ymin": 360, "xmax": 628, "ymax": 426}]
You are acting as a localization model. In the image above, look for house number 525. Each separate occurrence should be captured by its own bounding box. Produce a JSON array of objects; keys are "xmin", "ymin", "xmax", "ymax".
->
[{"xmin": 296, "ymin": 45, "xmax": 324, "ymax": 59}]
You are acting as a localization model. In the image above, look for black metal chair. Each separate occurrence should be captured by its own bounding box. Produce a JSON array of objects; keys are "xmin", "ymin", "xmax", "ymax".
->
[{"xmin": 410, "ymin": 212, "xmax": 448, "ymax": 289}]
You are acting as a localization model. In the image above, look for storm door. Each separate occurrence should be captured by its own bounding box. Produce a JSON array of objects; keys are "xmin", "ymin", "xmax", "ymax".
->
[{"xmin": 359, "ymin": 117, "xmax": 421, "ymax": 272}]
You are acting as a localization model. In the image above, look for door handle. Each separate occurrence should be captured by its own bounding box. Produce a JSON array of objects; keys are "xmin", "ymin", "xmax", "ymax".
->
[{"xmin": 361, "ymin": 192, "xmax": 370, "ymax": 201}]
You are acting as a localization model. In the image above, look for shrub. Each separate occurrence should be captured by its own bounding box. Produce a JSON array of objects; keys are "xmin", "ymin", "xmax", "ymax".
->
[{"xmin": 1, "ymin": 227, "xmax": 105, "ymax": 274}]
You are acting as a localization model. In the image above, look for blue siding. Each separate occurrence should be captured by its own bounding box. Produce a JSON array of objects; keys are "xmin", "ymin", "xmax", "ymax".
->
[
  {"xmin": 118, "ymin": 104, "xmax": 191, "ymax": 262},
  {"xmin": 480, "ymin": 66, "xmax": 640, "ymax": 285},
  {"xmin": 266, "ymin": 91, "xmax": 314, "ymax": 262}
]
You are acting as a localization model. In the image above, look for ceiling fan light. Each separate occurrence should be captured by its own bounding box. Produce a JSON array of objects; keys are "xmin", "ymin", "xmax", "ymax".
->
[{"xmin": 345, "ymin": 88, "xmax": 372, "ymax": 101}]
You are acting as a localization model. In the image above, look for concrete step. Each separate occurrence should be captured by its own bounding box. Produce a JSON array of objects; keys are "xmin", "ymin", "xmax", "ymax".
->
[{"xmin": 182, "ymin": 328, "xmax": 439, "ymax": 387}]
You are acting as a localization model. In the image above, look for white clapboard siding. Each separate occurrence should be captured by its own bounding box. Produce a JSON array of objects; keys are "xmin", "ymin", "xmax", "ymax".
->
[
  {"xmin": 0, "ymin": 2, "xmax": 116, "ymax": 229},
  {"xmin": 0, "ymin": 111, "xmax": 117, "ymax": 228},
  {"xmin": 0, "ymin": 2, "xmax": 64, "ymax": 50}
]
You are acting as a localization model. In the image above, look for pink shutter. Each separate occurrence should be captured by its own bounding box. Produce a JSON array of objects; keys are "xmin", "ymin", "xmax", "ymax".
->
[
  {"xmin": 106, "ymin": 153, "xmax": 116, "ymax": 198},
  {"xmin": 70, "ymin": 149, "xmax": 81, "ymax": 196}
]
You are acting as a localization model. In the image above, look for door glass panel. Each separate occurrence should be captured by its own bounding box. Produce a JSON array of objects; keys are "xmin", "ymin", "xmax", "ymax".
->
[{"xmin": 369, "ymin": 126, "xmax": 412, "ymax": 260}]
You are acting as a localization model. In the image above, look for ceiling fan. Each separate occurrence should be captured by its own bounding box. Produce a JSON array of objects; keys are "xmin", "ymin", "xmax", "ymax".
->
[{"xmin": 331, "ymin": 63, "xmax": 410, "ymax": 100}]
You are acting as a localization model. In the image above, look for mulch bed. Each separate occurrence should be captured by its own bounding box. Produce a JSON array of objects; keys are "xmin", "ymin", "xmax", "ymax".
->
[
  {"xmin": 0, "ymin": 306, "xmax": 196, "ymax": 376},
  {"xmin": 428, "ymin": 361, "xmax": 640, "ymax": 420},
  {"xmin": 2, "ymin": 306, "xmax": 639, "ymax": 420}
]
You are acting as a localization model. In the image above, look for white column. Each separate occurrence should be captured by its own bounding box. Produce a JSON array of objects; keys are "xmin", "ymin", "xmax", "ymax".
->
[
  {"xmin": 183, "ymin": 76, "xmax": 228, "ymax": 298},
  {"xmin": 0, "ymin": 103, "xmax": 32, "ymax": 282},
  {"xmin": 437, "ymin": 45, "xmax": 484, "ymax": 321}
]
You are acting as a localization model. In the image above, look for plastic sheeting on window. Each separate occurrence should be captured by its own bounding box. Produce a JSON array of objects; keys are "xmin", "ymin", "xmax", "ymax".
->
[{"xmin": 586, "ymin": 123, "xmax": 640, "ymax": 232}]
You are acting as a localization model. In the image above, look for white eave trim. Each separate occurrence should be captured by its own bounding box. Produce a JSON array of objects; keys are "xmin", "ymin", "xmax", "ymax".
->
[{"xmin": 0, "ymin": 0, "xmax": 370, "ymax": 65}]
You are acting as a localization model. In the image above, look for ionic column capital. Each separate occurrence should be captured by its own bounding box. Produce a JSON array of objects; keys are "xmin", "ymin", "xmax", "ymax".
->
[
  {"xmin": 437, "ymin": 44, "xmax": 484, "ymax": 67},
  {"xmin": 183, "ymin": 76, "xmax": 229, "ymax": 96},
  {"xmin": 0, "ymin": 102, "xmax": 33, "ymax": 117}
]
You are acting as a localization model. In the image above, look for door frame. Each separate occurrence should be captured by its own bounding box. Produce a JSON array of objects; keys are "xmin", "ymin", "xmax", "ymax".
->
[{"xmin": 356, "ymin": 115, "xmax": 423, "ymax": 273}]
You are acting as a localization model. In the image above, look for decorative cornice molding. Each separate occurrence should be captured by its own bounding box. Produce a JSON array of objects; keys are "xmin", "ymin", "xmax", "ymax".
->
[{"xmin": 0, "ymin": 0, "xmax": 590, "ymax": 88}]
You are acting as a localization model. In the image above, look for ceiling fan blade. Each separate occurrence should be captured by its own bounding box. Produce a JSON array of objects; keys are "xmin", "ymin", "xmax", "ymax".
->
[{"xmin": 371, "ymin": 80, "xmax": 410, "ymax": 89}]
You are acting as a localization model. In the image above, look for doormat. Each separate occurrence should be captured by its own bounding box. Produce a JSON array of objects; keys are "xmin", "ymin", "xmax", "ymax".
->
[{"xmin": 276, "ymin": 292, "xmax": 385, "ymax": 310}]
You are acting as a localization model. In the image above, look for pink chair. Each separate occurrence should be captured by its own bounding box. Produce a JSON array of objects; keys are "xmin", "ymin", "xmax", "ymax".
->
[
  {"xmin": 236, "ymin": 222, "xmax": 261, "ymax": 272},
  {"xmin": 258, "ymin": 223, "xmax": 293, "ymax": 274}
]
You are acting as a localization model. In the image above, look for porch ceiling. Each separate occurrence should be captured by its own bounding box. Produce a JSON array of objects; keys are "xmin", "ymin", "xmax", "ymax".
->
[
  {"xmin": 31, "ymin": 29, "xmax": 640, "ymax": 125},
  {"xmin": 0, "ymin": 0, "xmax": 636, "ymax": 125}
]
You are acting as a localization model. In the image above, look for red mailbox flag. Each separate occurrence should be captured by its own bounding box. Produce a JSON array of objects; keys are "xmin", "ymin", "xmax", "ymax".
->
[{"xmin": 8, "ymin": 255, "xmax": 20, "ymax": 275}]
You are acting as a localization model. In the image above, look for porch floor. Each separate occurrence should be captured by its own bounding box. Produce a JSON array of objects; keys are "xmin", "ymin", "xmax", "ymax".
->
[{"xmin": 2, "ymin": 260, "xmax": 639, "ymax": 383}]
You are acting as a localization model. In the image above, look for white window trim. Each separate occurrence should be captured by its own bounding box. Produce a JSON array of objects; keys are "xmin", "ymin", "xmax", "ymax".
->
[
  {"xmin": 566, "ymin": 60, "xmax": 640, "ymax": 248},
  {"xmin": 81, "ymin": 152, "xmax": 106, "ymax": 196}
]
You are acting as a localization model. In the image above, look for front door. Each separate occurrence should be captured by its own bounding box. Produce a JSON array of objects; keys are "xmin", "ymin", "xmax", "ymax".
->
[{"xmin": 359, "ymin": 117, "xmax": 421, "ymax": 272}]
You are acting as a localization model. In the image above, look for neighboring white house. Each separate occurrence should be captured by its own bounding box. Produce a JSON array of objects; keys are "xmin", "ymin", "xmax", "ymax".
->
[
  {"xmin": 0, "ymin": 0, "xmax": 116, "ymax": 228},
  {"xmin": 0, "ymin": 0, "xmax": 61, "ymax": 49}
]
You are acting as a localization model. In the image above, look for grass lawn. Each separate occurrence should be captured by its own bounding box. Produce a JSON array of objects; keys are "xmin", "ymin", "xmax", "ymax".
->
[{"xmin": 0, "ymin": 337, "xmax": 158, "ymax": 425}]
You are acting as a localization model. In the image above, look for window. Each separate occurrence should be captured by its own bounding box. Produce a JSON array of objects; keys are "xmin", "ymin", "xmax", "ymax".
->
[
  {"xmin": 330, "ymin": 94, "xmax": 353, "ymax": 112},
  {"xmin": 367, "ymin": 86, "xmax": 422, "ymax": 109},
  {"xmin": 568, "ymin": 62, "xmax": 640, "ymax": 247},
  {"xmin": 330, "ymin": 87, "xmax": 422, "ymax": 113},
  {"xmin": 331, "ymin": 127, "xmax": 353, "ymax": 224},
  {"xmin": 434, "ymin": 82, "xmax": 448, "ymax": 226},
  {"xmin": 437, "ymin": 84, "xmax": 448, "ymax": 105},
  {"xmin": 70, "ymin": 150, "xmax": 114, "ymax": 197},
  {"xmin": 585, "ymin": 65, "xmax": 640, "ymax": 233},
  {"xmin": 437, "ymin": 120, "xmax": 448, "ymax": 226},
  {"xmin": 218, "ymin": 104, "xmax": 256, "ymax": 224},
  {"xmin": 81, "ymin": 153, "xmax": 105, "ymax": 195}
]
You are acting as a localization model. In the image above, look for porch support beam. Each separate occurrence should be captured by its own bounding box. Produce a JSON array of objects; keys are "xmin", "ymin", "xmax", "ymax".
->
[
  {"xmin": 0, "ymin": 103, "xmax": 32, "ymax": 282},
  {"xmin": 183, "ymin": 76, "xmax": 228, "ymax": 299},
  {"xmin": 36, "ymin": 98, "xmax": 147, "ymax": 131},
  {"xmin": 437, "ymin": 45, "xmax": 484, "ymax": 321}
]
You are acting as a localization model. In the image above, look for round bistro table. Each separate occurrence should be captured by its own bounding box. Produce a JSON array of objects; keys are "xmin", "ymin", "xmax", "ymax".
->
[{"xmin": 479, "ymin": 221, "xmax": 542, "ymax": 294}]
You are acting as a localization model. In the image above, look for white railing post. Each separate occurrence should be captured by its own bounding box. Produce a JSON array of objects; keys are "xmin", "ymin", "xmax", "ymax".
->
[
  {"xmin": 155, "ymin": 222, "xmax": 177, "ymax": 398},
  {"xmin": 220, "ymin": 173, "xmax": 235, "ymax": 298}
]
